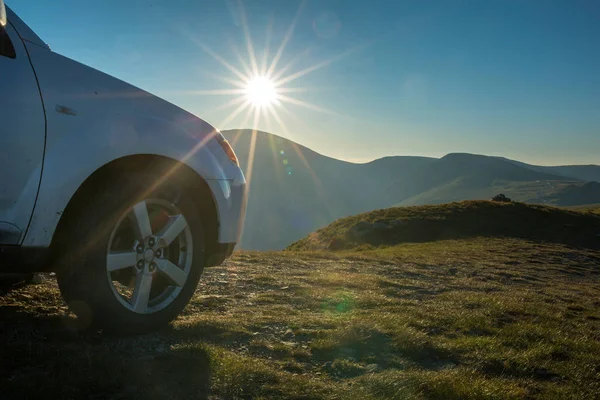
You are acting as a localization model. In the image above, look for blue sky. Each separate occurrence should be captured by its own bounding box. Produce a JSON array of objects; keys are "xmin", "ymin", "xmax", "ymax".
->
[{"xmin": 9, "ymin": 0, "xmax": 600, "ymax": 165}]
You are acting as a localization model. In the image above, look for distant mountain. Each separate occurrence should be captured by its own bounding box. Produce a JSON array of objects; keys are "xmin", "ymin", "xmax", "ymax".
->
[
  {"xmin": 223, "ymin": 129, "xmax": 432, "ymax": 250},
  {"xmin": 389, "ymin": 153, "xmax": 589, "ymax": 206},
  {"xmin": 554, "ymin": 182, "xmax": 600, "ymax": 206},
  {"xmin": 496, "ymin": 157, "xmax": 600, "ymax": 182},
  {"xmin": 389, "ymin": 153, "xmax": 567, "ymax": 205},
  {"xmin": 223, "ymin": 129, "xmax": 600, "ymax": 250}
]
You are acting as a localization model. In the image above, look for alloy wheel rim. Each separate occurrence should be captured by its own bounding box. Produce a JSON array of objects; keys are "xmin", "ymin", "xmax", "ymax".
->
[{"xmin": 106, "ymin": 199, "xmax": 193, "ymax": 314}]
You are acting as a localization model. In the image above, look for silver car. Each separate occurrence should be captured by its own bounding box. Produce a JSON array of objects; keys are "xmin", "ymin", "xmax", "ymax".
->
[{"xmin": 0, "ymin": 2, "xmax": 246, "ymax": 333}]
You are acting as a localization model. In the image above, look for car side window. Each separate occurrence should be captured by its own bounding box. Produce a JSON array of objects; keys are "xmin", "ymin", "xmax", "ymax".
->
[{"xmin": 0, "ymin": 24, "xmax": 16, "ymax": 58}]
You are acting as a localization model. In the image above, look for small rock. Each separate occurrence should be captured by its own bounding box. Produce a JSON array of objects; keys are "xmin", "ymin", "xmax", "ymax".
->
[
  {"xmin": 155, "ymin": 345, "xmax": 168, "ymax": 353},
  {"xmin": 280, "ymin": 286, "xmax": 289, "ymax": 290},
  {"xmin": 31, "ymin": 274, "xmax": 43, "ymax": 284},
  {"xmin": 283, "ymin": 328, "xmax": 295, "ymax": 339},
  {"xmin": 365, "ymin": 364, "xmax": 379, "ymax": 373}
]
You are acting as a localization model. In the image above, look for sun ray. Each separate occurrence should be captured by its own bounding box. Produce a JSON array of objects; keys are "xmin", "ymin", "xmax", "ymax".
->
[
  {"xmin": 274, "ymin": 44, "xmax": 368, "ymax": 87},
  {"xmin": 75, "ymin": 121, "xmax": 215, "ymax": 260},
  {"xmin": 200, "ymin": 72, "xmax": 248, "ymax": 89},
  {"xmin": 237, "ymin": 113, "xmax": 259, "ymax": 246},
  {"xmin": 186, "ymin": 35, "xmax": 248, "ymax": 83},
  {"xmin": 277, "ymin": 94, "xmax": 337, "ymax": 115},
  {"xmin": 270, "ymin": 46, "xmax": 312, "ymax": 82},
  {"xmin": 207, "ymin": 95, "xmax": 249, "ymax": 114},
  {"xmin": 276, "ymin": 101, "xmax": 313, "ymax": 134},
  {"xmin": 244, "ymin": 107, "xmax": 261, "ymax": 190},
  {"xmin": 265, "ymin": 105, "xmax": 288, "ymax": 135},
  {"xmin": 230, "ymin": 131, "xmax": 242, "ymax": 148},
  {"xmin": 237, "ymin": 102, "xmax": 258, "ymax": 131},
  {"xmin": 219, "ymin": 99, "xmax": 252, "ymax": 128},
  {"xmin": 237, "ymin": 0, "xmax": 260, "ymax": 77},
  {"xmin": 260, "ymin": 15, "xmax": 274, "ymax": 76},
  {"xmin": 276, "ymin": 87, "xmax": 317, "ymax": 94},
  {"xmin": 266, "ymin": 129, "xmax": 284, "ymax": 183},
  {"xmin": 136, "ymin": 124, "xmax": 222, "ymax": 216},
  {"xmin": 267, "ymin": 106, "xmax": 332, "ymax": 217},
  {"xmin": 229, "ymin": 40, "xmax": 254, "ymax": 79},
  {"xmin": 264, "ymin": 104, "xmax": 274, "ymax": 133},
  {"xmin": 266, "ymin": 0, "xmax": 307, "ymax": 78},
  {"xmin": 175, "ymin": 1, "xmax": 370, "ymax": 159},
  {"xmin": 226, "ymin": 103, "xmax": 255, "ymax": 148},
  {"xmin": 263, "ymin": 107, "xmax": 281, "ymax": 185},
  {"xmin": 161, "ymin": 88, "xmax": 247, "ymax": 96}
]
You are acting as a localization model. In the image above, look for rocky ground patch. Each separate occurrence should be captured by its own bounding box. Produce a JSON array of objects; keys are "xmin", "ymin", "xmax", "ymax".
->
[{"xmin": 1, "ymin": 238, "xmax": 600, "ymax": 399}]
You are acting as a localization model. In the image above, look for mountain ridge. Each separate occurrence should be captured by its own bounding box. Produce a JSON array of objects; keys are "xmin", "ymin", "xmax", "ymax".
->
[{"xmin": 222, "ymin": 129, "xmax": 600, "ymax": 249}]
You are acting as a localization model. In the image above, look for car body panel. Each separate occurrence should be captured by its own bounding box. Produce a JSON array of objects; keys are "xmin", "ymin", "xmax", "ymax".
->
[
  {"xmin": 3, "ymin": 7, "xmax": 246, "ymax": 252},
  {"xmin": 0, "ymin": 13, "xmax": 46, "ymax": 244},
  {"xmin": 22, "ymin": 44, "xmax": 245, "ymax": 247}
]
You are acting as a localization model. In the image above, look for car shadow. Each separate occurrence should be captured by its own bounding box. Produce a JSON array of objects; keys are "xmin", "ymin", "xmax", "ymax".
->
[{"xmin": 0, "ymin": 296, "xmax": 213, "ymax": 399}]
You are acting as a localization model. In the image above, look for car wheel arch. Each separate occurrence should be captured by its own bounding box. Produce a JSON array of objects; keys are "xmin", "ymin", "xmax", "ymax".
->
[{"xmin": 47, "ymin": 154, "xmax": 219, "ymax": 271}]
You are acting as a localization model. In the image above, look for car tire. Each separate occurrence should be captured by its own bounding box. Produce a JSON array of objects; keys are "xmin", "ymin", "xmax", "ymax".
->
[{"xmin": 55, "ymin": 170, "xmax": 206, "ymax": 334}]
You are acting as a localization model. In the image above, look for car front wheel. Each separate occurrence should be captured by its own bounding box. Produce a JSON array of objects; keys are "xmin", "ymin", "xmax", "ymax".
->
[{"xmin": 56, "ymin": 171, "xmax": 206, "ymax": 334}]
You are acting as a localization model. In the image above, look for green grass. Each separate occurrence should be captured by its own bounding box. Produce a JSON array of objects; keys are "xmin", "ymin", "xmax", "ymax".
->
[
  {"xmin": 288, "ymin": 200, "xmax": 600, "ymax": 251},
  {"xmin": 2, "ymin": 236, "xmax": 600, "ymax": 399},
  {"xmin": 567, "ymin": 203, "xmax": 600, "ymax": 214},
  {"xmin": 397, "ymin": 179, "xmax": 582, "ymax": 208}
]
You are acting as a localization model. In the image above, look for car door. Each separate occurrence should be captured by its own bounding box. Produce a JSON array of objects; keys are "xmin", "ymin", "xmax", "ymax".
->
[{"xmin": 0, "ymin": 10, "xmax": 46, "ymax": 245}]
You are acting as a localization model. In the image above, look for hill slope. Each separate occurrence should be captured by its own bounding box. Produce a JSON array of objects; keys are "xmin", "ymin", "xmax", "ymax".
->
[
  {"xmin": 223, "ymin": 130, "xmax": 600, "ymax": 250},
  {"xmin": 499, "ymin": 157, "xmax": 600, "ymax": 182},
  {"xmin": 391, "ymin": 153, "xmax": 590, "ymax": 206},
  {"xmin": 289, "ymin": 200, "xmax": 600, "ymax": 251},
  {"xmin": 223, "ymin": 129, "xmax": 433, "ymax": 249}
]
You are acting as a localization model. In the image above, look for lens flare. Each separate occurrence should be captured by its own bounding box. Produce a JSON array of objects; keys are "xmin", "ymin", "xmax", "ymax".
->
[{"xmin": 173, "ymin": 0, "xmax": 371, "ymax": 245}]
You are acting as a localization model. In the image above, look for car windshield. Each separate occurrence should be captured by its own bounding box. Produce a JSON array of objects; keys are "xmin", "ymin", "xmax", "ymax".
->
[{"xmin": 3, "ymin": 1, "xmax": 600, "ymax": 399}]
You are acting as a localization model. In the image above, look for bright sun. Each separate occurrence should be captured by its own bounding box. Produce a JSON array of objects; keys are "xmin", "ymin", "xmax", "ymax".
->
[{"xmin": 245, "ymin": 76, "xmax": 278, "ymax": 107}]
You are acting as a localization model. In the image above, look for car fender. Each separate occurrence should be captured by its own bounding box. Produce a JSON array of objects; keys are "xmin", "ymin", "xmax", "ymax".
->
[{"xmin": 22, "ymin": 44, "xmax": 245, "ymax": 247}]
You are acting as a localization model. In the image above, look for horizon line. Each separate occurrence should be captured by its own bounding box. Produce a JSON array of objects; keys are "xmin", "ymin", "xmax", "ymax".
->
[{"xmin": 221, "ymin": 127, "xmax": 600, "ymax": 168}]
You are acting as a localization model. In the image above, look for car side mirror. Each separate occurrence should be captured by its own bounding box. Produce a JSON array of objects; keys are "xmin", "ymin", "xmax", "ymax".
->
[
  {"xmin": 0, "ymin": 1, "xmax": 6, "ymax": 28},
  {"xmin": 0, "ymin": 0, "xmax": 6, "ymax": 28},
  {"xmin": 0, "ymin": 0, "xmax": 15, "ymax": 58}
]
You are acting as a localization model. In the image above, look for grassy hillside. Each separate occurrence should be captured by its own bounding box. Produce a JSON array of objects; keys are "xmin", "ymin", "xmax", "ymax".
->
[
  {"xmin": 397, "ymin": 179, "xmax": 583, "ymax": 207},
  {"xmin": 390, "ymin": 153, "xmax": 598, "ymax": 207},
  {"xmin": 223, "ymin": 129, "xmax": 433, "ymax": 250},
  {"xmin": 553, "ymin": 181, "xmax": 600, "ymax": 206},
  {"xmin": 499, "ymin": 157, "xmax": 600, "ymax": 182},
  {"xmin": 568, "ymin": 203, "xmax": 600, "ymax": 214},
  {"xmin": 289, "ymin": 200, "xmax": 600, "ymax": 251},
  {"xmin": 2, "ymin": 237, "xmax": 600, "ymax": 399},
  {"xmin": 223, "ymin": 130, "xmax": 600, "ymax": 250}
]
